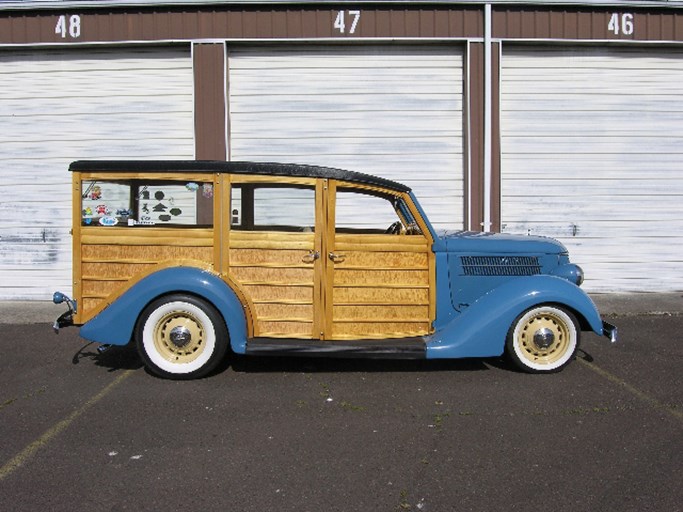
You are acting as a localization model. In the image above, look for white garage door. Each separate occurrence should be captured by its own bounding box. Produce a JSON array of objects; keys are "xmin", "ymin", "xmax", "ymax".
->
[
  {"xmin": 228, "ymin": 45, "xmax": 464, "ymax": 231},
  {"xmin": 0, "ymin": 47, "xmax": 194, "ymax": 300},
  {"xmin": 501, "ymin": 46, "xmax": 683, "ymax": 292}
]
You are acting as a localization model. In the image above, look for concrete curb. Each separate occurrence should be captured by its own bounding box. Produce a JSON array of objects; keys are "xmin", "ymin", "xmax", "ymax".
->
[{"xmin": 1, "ymin": 293, "xmax": 680, "ymax": 325}]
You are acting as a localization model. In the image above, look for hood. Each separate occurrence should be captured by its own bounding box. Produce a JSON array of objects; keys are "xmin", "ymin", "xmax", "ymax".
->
[{"xmin": 438, "ymin": 231, "xmax": 567, "ymax": 255}]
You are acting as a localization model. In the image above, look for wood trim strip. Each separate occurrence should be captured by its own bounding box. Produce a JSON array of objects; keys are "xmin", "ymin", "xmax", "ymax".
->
[
  {"xmin": 79, "ymin": 172, "xmax": 215, "ymax": 181},
  {"xmin": 81, "ymin": 235, "xmax": 213, "ymax": 246},
  {"xmin": 72, "ymin": 172, "xmax": 83, "ymax": 323},
  {"xmin": 334, "ymin": 283, "xmax": 429, "ymax": 289},
  {"xmin": 333, "ymin": 318, "xmax": 430, "ymax": 324}
]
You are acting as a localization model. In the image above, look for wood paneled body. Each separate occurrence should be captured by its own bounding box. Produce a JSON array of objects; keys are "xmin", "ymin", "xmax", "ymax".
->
[
  {"xmin": 71, "ymin": 167, "xmax": 435, "ymax": 343},
  {"xmin": 329, "ymin": 234, "xmax": 433, "ymax": 339},
  {"xmin": 72, "ymin": 170, "xmax": 219, "ymax": 324},
  {"xmin": 228, "ymin": 231, "xmax": 318, "ymax": 338},
  {"xmin": 76, "ymin": 227, "xmax": 214, "ymax": 321}
]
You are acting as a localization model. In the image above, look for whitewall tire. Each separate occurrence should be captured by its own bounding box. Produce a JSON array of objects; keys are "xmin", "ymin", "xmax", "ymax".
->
[
  {"xmin": 136, "ymin": 295, "xmax": 228, "ymax": 379},
  {"xmin": 505, "ymin": 305, "xmax": 580, "ymax": 373}
]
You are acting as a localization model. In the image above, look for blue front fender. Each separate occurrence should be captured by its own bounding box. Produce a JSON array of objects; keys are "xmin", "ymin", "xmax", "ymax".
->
[
  {"xmin": 426, "ymin": 275, "xmax": 603, "ymax": 359},
  {"xmin": 79, "ymin": 267, "xmax": 248, "ymax": 353}
]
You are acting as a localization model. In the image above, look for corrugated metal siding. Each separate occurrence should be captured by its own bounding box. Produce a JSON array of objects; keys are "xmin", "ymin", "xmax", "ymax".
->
[
  {"xmin": 500, "ymin": 46, "xmax": 683, "ymax": 292},
  {"xmin": 493, "ymin": 7, "xmax": 683, "ymax": 41},
  {"xmin": 0, "ymin": 7, "xmax": 483, "ymax": 45},
  {"xmin": 0, "ymin": 47, "xmax": 194, "ymax": 299},
  {"xmin": 4, "ymin": 5, "xmax": 683, "ymax": 46},
  {"xmin": 228, "ymin": 45, "xmax": 465, "ymax": 231}
]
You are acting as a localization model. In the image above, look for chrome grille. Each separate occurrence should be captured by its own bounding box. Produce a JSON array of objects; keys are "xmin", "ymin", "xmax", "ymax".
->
[{"xmin": 461, "ymin": 256, "xmax": 541, "ymax": 276}]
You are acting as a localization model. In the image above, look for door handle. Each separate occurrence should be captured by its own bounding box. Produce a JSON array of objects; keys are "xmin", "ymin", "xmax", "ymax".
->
[
  {"xmin": 328, "ymin": 252, "xmax": 346, "ymax": 263},
  {"xmin": 302, "ymin": 250, "xmax": 320, "ymax": 264}
]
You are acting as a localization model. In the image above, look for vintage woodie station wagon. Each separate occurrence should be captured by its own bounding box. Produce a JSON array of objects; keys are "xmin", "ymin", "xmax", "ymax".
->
[{"xmin": 53, "ymin": 160, "xmax": 617, "ymax": 379}]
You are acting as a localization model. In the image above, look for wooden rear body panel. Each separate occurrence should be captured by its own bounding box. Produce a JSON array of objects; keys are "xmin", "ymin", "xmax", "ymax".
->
[
  {"xmin": 72, "ymin": 171, "xmax": 220, "ymax": 325},
  {"xmin": 76, "ymin": 228, "xmax": 214, "ymax": 322},
  {"xmin": 71, "ymin": 168, "xmax": 435, "ymax": 343}
]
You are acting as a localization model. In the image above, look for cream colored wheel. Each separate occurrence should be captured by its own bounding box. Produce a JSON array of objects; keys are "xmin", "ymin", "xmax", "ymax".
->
[
  {"xmin": 506, "ymin": 305, "xmax": 579, "ymax": 373},
  {"xmin": 136, "ymin": 295, "xmax": 228, "ymax": 379}
]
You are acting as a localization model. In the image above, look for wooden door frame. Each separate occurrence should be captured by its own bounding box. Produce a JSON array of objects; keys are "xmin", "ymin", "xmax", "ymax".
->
[{"xmin": 322, "ymin": 179, "xmax": 436, "ymax": 340}]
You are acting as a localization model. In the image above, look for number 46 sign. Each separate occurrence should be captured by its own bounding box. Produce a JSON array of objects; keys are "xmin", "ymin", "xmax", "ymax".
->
[{"xmin": 608, "ymin": 13, "xmax": 634, "ymax": 36}]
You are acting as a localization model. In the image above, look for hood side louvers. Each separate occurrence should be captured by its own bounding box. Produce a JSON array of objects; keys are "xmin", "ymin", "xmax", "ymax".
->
[{"xmin": 460, "ymin": 256, "xmax": 541, "ymax": 276}]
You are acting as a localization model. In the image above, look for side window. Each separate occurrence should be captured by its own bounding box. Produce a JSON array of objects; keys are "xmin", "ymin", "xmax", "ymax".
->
[
  {"xmin": 335, "ymin": 187, "xmax": 422, "ymax": 235},
  {"xmin": 81, "ymin": 181, "xmax": 130, "ymax": 226},
  {"xmin": 81, "ymin": 180, "xmax": 213, "ymax": 227},
  {"xmin": 231, "ymin": 184, "xmax": 315, "ymax": 232}
]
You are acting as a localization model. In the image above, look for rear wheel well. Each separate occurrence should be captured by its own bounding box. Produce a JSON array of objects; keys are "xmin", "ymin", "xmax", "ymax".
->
[{"xmin": 134, "ymin": 291, "xmax": 229, "ymax": 339}]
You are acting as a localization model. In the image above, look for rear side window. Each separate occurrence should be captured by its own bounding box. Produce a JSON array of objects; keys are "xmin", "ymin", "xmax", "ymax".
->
[
  {"xmin": 230, "ymin": 183, "xmax": 315, "ymax": 232},
  {"xmin": 81, "ymin": 180, "xmax": 213, "ymax": 227}
]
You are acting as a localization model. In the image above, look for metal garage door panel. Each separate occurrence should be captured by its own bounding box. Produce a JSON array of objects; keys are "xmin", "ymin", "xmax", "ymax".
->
[
  {"xmin": 0, "ymin": 47, "xmax": 194, "ymax": 300},
  {"xmin": 228, "ymin": 46, "xmax": 464, "ymax": 231},
  {"xmin": 501, "ymin": 47, "xmax": 683, "ymax": 292}
]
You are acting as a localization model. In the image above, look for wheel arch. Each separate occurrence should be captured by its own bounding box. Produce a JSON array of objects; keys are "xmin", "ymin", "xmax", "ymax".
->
[
  {"xmin": 132, "ymin": 289, "xmax": 228, "ymax": 340},
  {"xmin": 516, "ymin": 299, "xmax": 593, "ymax": 334},
  {"xmin": 426, "ymin": 275, "xmax": 603, "ymax": 359},
  {"xmin": 79, "ymin": 266, "xmax": 249, "ymax": 353}
]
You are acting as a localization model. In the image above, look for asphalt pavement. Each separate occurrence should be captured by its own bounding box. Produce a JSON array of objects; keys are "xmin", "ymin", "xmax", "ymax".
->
[{"xmin": 0, "ymin": 296, "xmax": 680, "ymax": 511}]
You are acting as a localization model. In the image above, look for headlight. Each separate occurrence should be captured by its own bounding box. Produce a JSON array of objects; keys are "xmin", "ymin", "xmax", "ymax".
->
[{"xmin": 550, "ymin": 264, "xmax": 584, "ymax": 286}]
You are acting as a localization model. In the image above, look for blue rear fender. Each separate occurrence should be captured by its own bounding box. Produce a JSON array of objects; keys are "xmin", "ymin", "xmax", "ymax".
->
[
  {"xmin": 79, "ymin": 267, "xmax": 249, "ymax": 353},
  {"xmin": 426, "ymin": 275, "xmax": 603, "ymax": 359}
]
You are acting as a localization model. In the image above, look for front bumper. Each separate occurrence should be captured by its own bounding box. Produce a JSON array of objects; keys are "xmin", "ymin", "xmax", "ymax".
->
[
  {"xmin": 602, "ymin": 321, "xmax": 618, "ymax": 343},
  {"xmin": 52, "ymin": 291, "xmax": 76, "ymax": 333},
  {"xmin": 53, "ymin": 309, "xmax": 74, "ymax": 332}
]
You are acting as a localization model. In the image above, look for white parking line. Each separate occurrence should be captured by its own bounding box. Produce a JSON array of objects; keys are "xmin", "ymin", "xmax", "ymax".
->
[{"xmin": 0, "ymin": 369, "xmax": 134, "ymax": 481}]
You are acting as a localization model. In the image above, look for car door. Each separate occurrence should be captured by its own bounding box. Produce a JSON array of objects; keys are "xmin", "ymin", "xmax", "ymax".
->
[
  {"xmin": 227, "ymin": 175, "xmax": 325, "ymax": 339},
  {"xmin": 323, "ymin": 180, "xmax": 435, "ymax": 340}
]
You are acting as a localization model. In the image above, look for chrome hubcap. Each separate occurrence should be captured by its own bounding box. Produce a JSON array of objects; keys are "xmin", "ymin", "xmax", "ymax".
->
[
  {"xmin": 533, "ymin": 327, "xmax": 555, "ymax": 350},
  {"xmin": 169, "ymin": 325, "xmax": 192, "ymax": 348}
]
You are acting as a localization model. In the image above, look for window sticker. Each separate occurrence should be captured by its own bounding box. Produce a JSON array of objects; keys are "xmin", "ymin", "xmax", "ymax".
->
[
  {"xmin": 137, "ymin": 184, "xmax": 195, "ymax": 225},
  {"xmin": 99, "ymin": 216, "xmax": 118, "ymax": 226},
  {"xmin": 81, "ymin": 181, "xmax": 130, "ymax": 226}
]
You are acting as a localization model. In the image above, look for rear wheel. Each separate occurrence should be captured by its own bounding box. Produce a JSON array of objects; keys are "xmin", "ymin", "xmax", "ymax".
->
[
  {"xmin": 136, "ymin": 294, "xmax": 228, "ymax": 379},
  {"xmin": 505, "ymin": 305, "xmax": 579, "ymax": 373}
]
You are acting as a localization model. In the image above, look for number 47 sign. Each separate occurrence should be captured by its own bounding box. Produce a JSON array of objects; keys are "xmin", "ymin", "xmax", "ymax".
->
[{"xmin": 334, "ymin": 10, "xmax": 361, "ymax": 35}]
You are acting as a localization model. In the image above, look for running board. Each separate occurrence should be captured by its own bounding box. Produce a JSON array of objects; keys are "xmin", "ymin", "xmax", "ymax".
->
[{"xmin": 246, "ymin": 337, "xmax": 427, "ymax": 359}]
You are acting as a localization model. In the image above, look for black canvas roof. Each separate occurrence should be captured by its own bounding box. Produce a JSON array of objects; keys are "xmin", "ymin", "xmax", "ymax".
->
[{"xmin": 69, "ymin": 160, "xmax": 411, "ymax": 194}]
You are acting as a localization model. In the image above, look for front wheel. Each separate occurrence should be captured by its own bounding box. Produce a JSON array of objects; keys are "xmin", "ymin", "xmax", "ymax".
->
[
  {"xmin": 505, "ymin": 305, "xmax": 579, "ymax": 373},
  {"xmin": 136, "ymin": 294, "xmax": 228, "ymax": 379}
]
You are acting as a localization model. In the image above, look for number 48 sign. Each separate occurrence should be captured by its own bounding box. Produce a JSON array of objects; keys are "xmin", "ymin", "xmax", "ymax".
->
[{"xmin": 55, "ymin": 14, "xmax": 82, "ymax": 39}]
